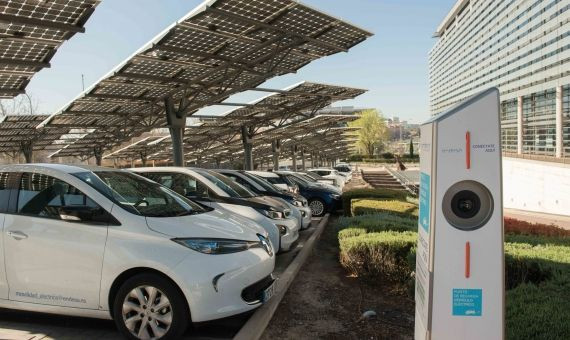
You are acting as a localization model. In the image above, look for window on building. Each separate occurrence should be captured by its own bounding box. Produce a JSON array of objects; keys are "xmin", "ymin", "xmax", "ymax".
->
[{"xmin": 522, "ymin": 89, "xmax": 557, "ymax": 156}]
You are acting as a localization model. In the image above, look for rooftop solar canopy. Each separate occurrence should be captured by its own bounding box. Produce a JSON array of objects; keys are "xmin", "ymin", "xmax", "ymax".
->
[
  {"xmin": 0, "ymin": 114, "xmax": 68, "ymax": 154},
  {"xmin": 105, "ymin": 113, "xmax": 359, "ymax": 165},
  {"xmin": 41, "ymin": 0, "xmax": 372, "ymax": 159},
  {"xmin": 0, "ymin": 0, "xmax": 100, "ymax": 98},
  {"xmin": 98, "ymin": 81, "xmax": 364, "ymax": 162}
]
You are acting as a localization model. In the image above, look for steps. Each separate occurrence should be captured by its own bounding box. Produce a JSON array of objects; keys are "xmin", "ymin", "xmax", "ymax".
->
[{"xmin": 362, "ymin": 170, "xmax": 406, "ymax": 191}]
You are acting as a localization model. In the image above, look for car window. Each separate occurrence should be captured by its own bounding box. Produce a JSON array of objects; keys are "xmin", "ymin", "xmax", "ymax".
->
[
  {"xmin": 0, "ymin": 172, "xmax": 10, "ymax": 213},
  {"xmin": 143, "ymin": 173, "xmax": 211, "ymax": 199},
  {"xmin": 17, "ymin": 172, "xmax": 109, "ymax": 223},
  {"xmin": 74, "ymin": 171, "xmax": 206, "ymax": 217},
  {"xmin": 194, "ymin": 169, "xmax": 256, "ymax": 198},
  {"xmin": 224, "ymin": 174, "xmax": 259, "ymax": 193}
]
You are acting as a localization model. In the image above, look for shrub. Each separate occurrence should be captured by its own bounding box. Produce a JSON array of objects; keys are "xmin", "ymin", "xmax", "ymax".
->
[
  {"xmin": 506, "ymin": 277, "xmax": 570, "ymax": 340},
  {"xmin": 381, "ymin": 152, "xmax": 394, "ymax": 159},
  {"xmin": 351, "ymin": 198, "xmax": 419, "ymax": 218},
  {"xmin": 337, "ymin": 212, "xmax": 417, "ymax": 234},
  {"xmin": 339, "ymin": 231, "xmax": 417, "ymax": 283},
  {"xmin": 505, "ymin": 217, "xmax": 570, "ymax": 237},
  {"xmin": 342, "ymin": 188, "xmax": 409, "ymax": 215}
]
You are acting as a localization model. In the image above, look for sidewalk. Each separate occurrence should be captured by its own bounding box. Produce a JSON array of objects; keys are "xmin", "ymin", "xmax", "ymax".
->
[{"xmin": 504, "ymin": 208, "xmax": 570, "ymax": 230}]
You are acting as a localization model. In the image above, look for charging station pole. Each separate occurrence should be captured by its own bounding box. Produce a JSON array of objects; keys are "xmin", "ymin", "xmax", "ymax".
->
[{"xmin": 415, "ymin": 88, "xmax": 504, "ymax": 340}]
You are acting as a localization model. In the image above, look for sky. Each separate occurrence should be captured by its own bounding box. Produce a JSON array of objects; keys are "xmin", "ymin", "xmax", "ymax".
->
[{"xmin": 18, "ymin": 0, "xmax": 457, "ymax": 124}]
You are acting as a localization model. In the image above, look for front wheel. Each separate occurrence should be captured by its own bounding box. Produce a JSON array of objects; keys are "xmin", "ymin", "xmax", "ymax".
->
[
  {"xmin": 113, "ymin": 273, "xmax": 189, "ymax": 340},
  {"xmin": 309, "ymin": 198, "xmax": 326, "ymax": 217}
]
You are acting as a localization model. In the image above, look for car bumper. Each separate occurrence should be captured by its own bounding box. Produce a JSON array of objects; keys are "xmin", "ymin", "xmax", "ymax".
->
[
  {"xmin": 173, "ymin": 247, "xmax": 275, "ymax": 323},
  {"xmin": 299, "ymin": 206, "xmax": 312, "ymax": 228},
  {"xmin": 276, "ymin": 217, "xmax": 300, "ymax": 252}
]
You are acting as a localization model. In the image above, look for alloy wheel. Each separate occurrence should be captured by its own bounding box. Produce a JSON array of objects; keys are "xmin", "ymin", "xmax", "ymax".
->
[
  {"xmin": 309, "ymin": 199, "xmax": 325, "ymax": 216},
  {"xmin": 122, "ymin": 285, "xmax": 173, "ymax": 339}
]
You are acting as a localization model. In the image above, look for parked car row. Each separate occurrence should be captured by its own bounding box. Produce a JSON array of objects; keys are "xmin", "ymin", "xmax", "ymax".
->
[{"xmin": 0, "ymin": 163, "xmax": 351, "ymax": 339}]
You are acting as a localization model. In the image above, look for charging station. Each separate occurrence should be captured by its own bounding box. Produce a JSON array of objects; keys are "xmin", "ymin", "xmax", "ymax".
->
[{"xmin": 415, "ymin": 88, "xmax": 504, "ymax": 340}]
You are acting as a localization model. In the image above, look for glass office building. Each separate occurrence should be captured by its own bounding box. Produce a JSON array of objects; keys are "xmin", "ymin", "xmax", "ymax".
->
[{"xmin": 430, "ymin": 0, "xmax": 570, "ymax": 160}]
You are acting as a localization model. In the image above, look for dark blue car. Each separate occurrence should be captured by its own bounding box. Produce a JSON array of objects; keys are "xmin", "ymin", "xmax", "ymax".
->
[{"xmin": 275, "ymin": 171, "xmax": 342, "ymax": 217}]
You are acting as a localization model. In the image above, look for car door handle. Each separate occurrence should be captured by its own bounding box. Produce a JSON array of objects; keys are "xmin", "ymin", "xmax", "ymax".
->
[{"xmin": 7, "ymin": 231, "xmax": 28, "ymax": 240}]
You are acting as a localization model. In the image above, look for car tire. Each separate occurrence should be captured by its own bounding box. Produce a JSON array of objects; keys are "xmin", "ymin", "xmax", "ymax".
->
[
  {"xmin": 309, "ymin": 198, "xmax": 326, "ymax": 217},
  {"xmin": 113, "ymin": 273, "xmax": 189, "ymax": 340}
]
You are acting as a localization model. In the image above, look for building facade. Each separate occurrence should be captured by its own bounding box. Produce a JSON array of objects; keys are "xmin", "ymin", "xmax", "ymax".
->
[{"xmin": 430, "ymin": 0, "xmax": 570, "ymax": 160}]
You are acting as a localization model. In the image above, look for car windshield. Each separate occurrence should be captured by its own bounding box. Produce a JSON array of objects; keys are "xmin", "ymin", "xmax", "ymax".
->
[
  {"xmin": 286, "ymin": 173, "xmax": 311, "ymax": 188},
  {"xmin": 245, "ymin": 173, "xmax": 283, "ymax": 193},
  {"xmin": 194, "ymin": 169, "xmax": 257, "ymax": 198},
  {"xmin": 73, "ymin": 171, "xmax": 206, "ymax": 217},
  {"xmin": 300, "ymin": 172, "xmax": 321, "ymax": 181}
]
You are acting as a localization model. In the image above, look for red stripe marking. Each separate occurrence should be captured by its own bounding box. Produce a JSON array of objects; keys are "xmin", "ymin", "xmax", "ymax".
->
[
  {"xmin": 466, "ymin": 131, "xmax": 471, "ymax": 169},
  {"xmin": 465, "ymin": 242, "xmax": 471, "ymax": 278}
]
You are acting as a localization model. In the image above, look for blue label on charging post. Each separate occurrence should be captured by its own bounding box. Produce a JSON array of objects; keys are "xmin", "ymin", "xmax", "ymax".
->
[
  {"xmin": 419, "ymin": 172, "xmax": 430, "ymax": 233},
  {"xmin": 452, "ymin": 289, "xmax": 482, "ymax": 316}
]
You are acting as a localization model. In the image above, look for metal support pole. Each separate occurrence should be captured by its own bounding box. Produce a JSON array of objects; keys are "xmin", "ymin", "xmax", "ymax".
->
[
  {"xmin": 291, "ymin": 145, "xmax": 297, "ymax": 171},
  {"xmin": 165, "ymin": 96, "xmax": 187, "ymax": 167},
  {"xmin": 272, "ymin": 139, "xmax": 281, "ymax": 171},
  {"xmin": 241, "ymin": 125, "xmax": 254, "ymax": 170},
  {"xmin": 93, "ymin": 146, "xmax": 103, "ymax": 166},
  {"xmin": 20, "ymin": 141, "xmax": 33, "ymax": 163},
  {"xmin": 301, "ymin": 147, "xmax": 306, "ymax": 171},
  {"xmin": 140, "ymin": 150, "xmax": 148, "ymax": 167}
]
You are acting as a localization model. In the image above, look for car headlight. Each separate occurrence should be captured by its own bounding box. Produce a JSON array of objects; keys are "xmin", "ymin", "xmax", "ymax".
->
[
  {"xmin": 293, "ymin": 200, "xmax": 303, "ymax": 207},
  {"xmin": 260, "ymin": 208, "xmax": 284, "ymax": 219},
  {"xmin": 331, "ymin": 194, "xmax": 341, "ymax": 200},
  {"xmin": 173, "ymin": 235, "xmax": 272, "ymax": 256},
  {"xmin": 277, "ymin": 225, "xmax": 288, "ymax": 235}
]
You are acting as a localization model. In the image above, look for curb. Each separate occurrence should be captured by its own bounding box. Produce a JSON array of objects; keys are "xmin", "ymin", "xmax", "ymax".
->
[{"xmin": 233, "ymin": 214, "xmax": 330, "ymax": 340}]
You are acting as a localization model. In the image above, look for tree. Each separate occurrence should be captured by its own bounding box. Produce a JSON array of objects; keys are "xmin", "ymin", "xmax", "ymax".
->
[
  {"xmin": 409, "ymin": 138, "xmax": 414, "ymax": 158},
  {"xmin": 349, "ymin": 109, "xmax": 389, "ymax": 157}
]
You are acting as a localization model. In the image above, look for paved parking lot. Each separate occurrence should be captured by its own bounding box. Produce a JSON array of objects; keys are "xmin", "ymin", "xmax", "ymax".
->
[{"xmin": 0, "ymin": 219, "xmax": 321, "ymax": 340}]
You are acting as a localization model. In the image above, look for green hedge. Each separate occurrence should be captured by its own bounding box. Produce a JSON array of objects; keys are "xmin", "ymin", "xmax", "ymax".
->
[
  {"xmin": 342, "ymin": 188, "xmax": 408, "ymax": 216},
  {"xmin": 339, "ymin": 231, "xmax": 417, "ymax": 284},
  {"xmin": 352, "ymin": 198, "xmax": 419, "ymax": 218},
  {"xmin": 336, "ymin": 213, "xmax": 570, "ymax": 340}
]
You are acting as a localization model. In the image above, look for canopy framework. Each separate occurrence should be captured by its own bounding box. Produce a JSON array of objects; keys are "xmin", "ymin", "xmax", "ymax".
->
[
  {"xmin": 0, "ymin": 0, "xmax": 100, "ymax": 98},
  {"xmin": 40, "ymin": 0, "xmax": 372, "ymax": 165},
  {"xmin": 100, "ymin": 82, "xmax": 365, "ymax": 168}
]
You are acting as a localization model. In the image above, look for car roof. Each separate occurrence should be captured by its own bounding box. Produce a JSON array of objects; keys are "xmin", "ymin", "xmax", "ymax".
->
[
  {"xmin": 0, "ymin": 163, "xmax": 121, "ymax": 174},
  {"xmin": 247, "ymin": 170, "xmax": 279, "ymax": 178}
]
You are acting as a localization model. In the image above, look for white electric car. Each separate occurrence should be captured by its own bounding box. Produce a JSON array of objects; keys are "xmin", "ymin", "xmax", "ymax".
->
[
  {"xmin": 0, "ymin": 164, "xmax": 275, "ymax": 340},
  {"xmin": 307, "ymin": 168, "xmax": 346, "ymax": 188},
  {"xmin": 130, "ymin": 167, "xmax": 300, "ymax": 252}
]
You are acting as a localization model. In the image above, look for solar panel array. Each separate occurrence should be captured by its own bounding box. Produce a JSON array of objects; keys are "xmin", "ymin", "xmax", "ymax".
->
[
  {"xmin": 0, "ymin": 0, "xmax": 100, "ymax": 98},
  {"xmin": 41, "ymin": 0, "xmax": 372, "ymax": 158},
  {"xmin": 0, "ymin": 114, "xmax": 68, "ymax": 152}
]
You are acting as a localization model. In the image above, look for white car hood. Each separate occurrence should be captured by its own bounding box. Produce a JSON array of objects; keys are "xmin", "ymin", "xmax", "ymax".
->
[{"xmin": 145, "ymin": 208, "xmax": 265, "ymax": 241}]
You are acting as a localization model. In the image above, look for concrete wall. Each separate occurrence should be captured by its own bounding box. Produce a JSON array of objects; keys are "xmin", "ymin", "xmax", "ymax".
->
[{"xmin": 503, "ymin": 158, "xmax": 570, "ymax": 216}]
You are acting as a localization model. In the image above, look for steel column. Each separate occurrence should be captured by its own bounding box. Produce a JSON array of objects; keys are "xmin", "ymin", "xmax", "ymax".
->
[
  {"xmin": 241, "ymin": 125, "xmax": 254, "ymax": 170},
  {"xmin": 272, "ymin": 139, "xmax": 281, "ymax": 171},
  {"xmin": 165, "ymin": 97, "xmax": 187, "ymax": 166},
  {"xmin": 301, "ymin": 147, "xmax": 306, "ymax": 171},
  {"xmin": 291, "ymin": 145, "xmax": 297, "ymax": 171}
]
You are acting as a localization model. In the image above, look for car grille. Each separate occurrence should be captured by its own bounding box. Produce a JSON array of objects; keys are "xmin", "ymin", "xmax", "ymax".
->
[{"xmin": 241, "ymin": 275, "xmax": 275, "ymax": 304}]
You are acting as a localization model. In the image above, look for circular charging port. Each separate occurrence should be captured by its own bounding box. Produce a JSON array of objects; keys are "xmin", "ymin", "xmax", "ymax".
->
[{"xmin": 442, "ymin": 181, "xmax": 493, "ymax": 231}]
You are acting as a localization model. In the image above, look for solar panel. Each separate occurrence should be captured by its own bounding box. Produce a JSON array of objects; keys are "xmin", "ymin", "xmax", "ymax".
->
[
  {"xmin": 41, "ymin": 0, "xmax": 372, "ymax": 159},
  {"xmin": 0, "ymin": 114, "xmax": 68, "ymax": 152},
  {"xmin": 0, "ymin": 0, "xmax": 100, "ymax": 98}
]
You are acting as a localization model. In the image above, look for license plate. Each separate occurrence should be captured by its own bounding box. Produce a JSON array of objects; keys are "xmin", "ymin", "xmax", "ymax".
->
[{"xmin": 262, "ymin": 281, "xmax": 276, "ymax": 302}]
